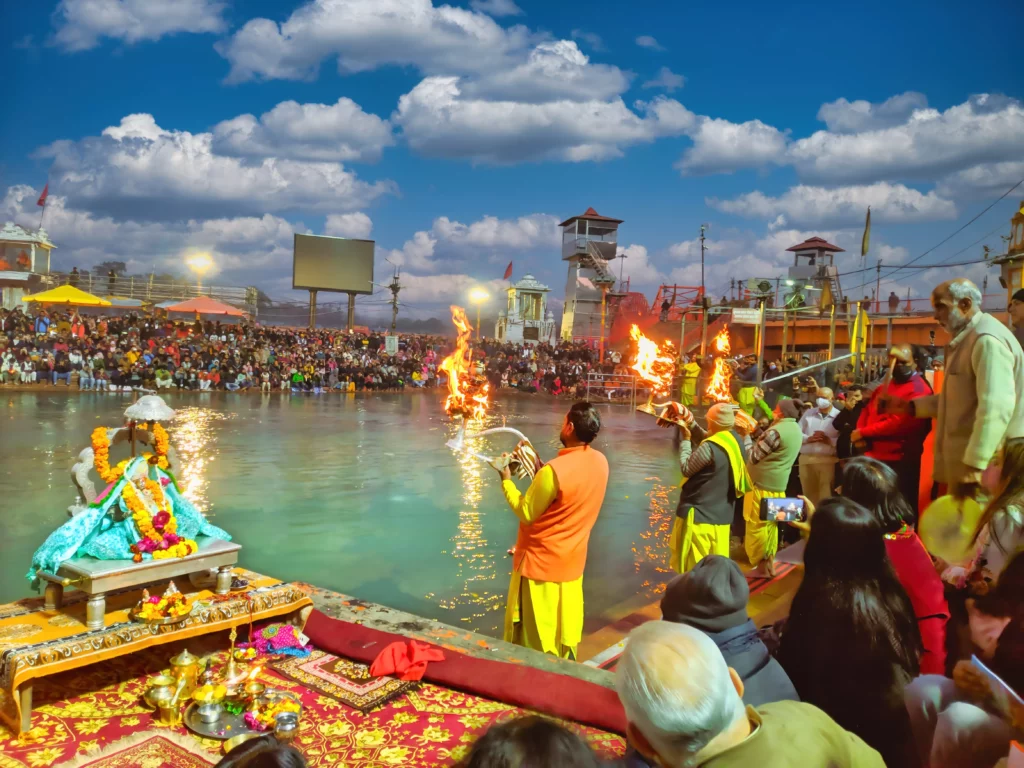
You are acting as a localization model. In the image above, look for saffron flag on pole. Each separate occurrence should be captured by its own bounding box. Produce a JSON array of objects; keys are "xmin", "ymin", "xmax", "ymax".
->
[
  {"xmin": 36, "ymin": 183, "xmax": 48, "ymax": 208},
  {"xmin": 861, "ymin": 206, "xmax": 871, "ymax": 257},
  {"xmin": 503, "ymin": 261, "xmax": 513, "ymax": 280}
]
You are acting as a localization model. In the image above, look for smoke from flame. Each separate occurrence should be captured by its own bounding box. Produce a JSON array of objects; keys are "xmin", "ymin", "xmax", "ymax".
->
[
  {"xmin": 440, "ymin": 305, "xmax": 490, "ymax": 420},
  {"xmin": 705, "ymin": 327, "xmax": 733, "ymax": 403},
  {"xmin": 630, "ymin": 325, "xmax": 676, "ymax": 397}
]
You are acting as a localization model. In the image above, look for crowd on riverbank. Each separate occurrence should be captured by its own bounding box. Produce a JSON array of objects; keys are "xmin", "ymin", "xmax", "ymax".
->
[{"xmin": 0, "ymin": 307, "xmax": 606, "ymax": 395}]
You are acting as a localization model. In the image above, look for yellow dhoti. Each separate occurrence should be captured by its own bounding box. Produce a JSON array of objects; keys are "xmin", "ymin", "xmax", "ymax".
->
[
  {"xmin": 743, "ymin": 487, "xmax": 785, "ymax": 566},
  {"xmin": 504, "ymin": 568, "xmax": 583, "ymax": 660},
  {"xmin": 669, "ymin": 508, "xmax": 730, "ymax": 574}
]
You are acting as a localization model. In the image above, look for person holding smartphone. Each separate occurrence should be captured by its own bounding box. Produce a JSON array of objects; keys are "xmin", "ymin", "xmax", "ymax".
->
[{"xmin": 743, "ymin": 398, "xmax": 804, "ymax": 576}]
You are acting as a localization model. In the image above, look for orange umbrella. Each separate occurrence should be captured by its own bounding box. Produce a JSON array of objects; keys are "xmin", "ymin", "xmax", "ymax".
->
[{"xmin": 163, "ymin": 297, "xmax": 246, "ymax": 316}]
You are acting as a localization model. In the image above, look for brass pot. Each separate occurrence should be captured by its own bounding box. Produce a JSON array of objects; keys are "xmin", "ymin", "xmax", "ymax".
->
[
  {"xmin": 144, "ymin": 675, "xmax": 177, "ymax": 709},
  {"xmin": 168, "ymin": 648, "xmax": 200, "ymax": 695}
]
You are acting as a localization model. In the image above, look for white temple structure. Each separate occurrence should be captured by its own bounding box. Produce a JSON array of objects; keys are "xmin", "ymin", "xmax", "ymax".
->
[
  {"xmin": 0, "ymin": 223, "xmax": 54, "ymax": 310},
  {"xmin": 495, "ymin": 274, "xmax": 556, "ymax": 345}
]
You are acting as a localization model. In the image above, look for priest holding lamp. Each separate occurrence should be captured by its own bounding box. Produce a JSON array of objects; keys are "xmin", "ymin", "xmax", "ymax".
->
[{"xmin": 490, "ymin": 402, "xmax": 609, "ymax": 660}]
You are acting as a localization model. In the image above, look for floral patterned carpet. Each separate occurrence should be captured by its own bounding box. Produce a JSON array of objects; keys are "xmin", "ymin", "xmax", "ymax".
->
[{"xmin": 0, "ymin": 640, "xmax": 626, "ymax": 767}]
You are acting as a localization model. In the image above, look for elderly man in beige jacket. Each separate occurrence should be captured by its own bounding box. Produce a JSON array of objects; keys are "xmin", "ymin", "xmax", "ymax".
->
[{"xmin": 886, "ymin": 278, "xmax": 1024, "ymax": 496}]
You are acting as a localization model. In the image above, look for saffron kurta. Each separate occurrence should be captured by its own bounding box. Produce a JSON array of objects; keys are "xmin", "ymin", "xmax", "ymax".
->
[{"xmin": 501, "ymin": 445, "xmax": 609, "ymax": 658}]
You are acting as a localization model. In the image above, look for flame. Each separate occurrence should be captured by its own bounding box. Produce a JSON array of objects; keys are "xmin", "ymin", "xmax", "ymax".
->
[
  {"xmin": 629, "ymin": 325, "xmax": 676, "ymax": 397},
  {"xmin": 705, "ymin": 327, "xmax": 733, "ymax": 403},
  {"xmin": 440, "ymin": 305, "xmax": 491, "ymax": 420}
]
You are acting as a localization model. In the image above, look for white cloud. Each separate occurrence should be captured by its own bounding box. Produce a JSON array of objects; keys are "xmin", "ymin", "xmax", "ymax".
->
[
  {"xmin": 816, "ymin": 92, "xmax": 928, "ymax": 133},
  {"xmin": 394, "ymin": 77, "xmax": 693, "ymax": 163},
  {"xmin": 38, "ymin": 113, "xmax": 395, "ymax": 222},
  {"xmin": 383, "ymin": 213, "xmax": 559, "ymax": 271},
  {"xmin": 215, "ymin": 0, "xmax": 534, "ymax": 83},
  {"xmin": 642, "ymin": 67, "xmax": 685, "ymax": 93},
  {"xmin": 469, "ymin": 0, "xmax": 523, "ymax": 16},
  {"xmin": 615, "ymin": 244, "xmax": 663, "ymax": 286},
  {"xmin": 399, "ymin": 274, "xmax": 507, "ymax": 303},
  {"xmin": 211, "ymin": 98, "xmax": 394, "ymax": 163},
  {"xmin": 676, "ymin": 117, "xmax": 788, "ymax": 175},
  {"xmin": 635, "ymin": 35, "xmax": 664, "ymax": 51},
  {"xmin": 459, "ymin": 41, "xmax": 630, "ymax": 104},
  {"xmin": 877, "ymin": 244, "xmax": 909, "ymax": 265},
  {"xmin": 936, "ymin": 160, "xmax": 1024, "ymax": 200},
  {"xmin": 708, "ymin": 183, "xmax": 956, "ymax": 227},
  {"xmin": 53, "ymin": 0, "xmax": 226, "ymax": 52},
  {"xmin": 570, "ymin": 29, "xmax": 604, "ymax": 51},
  {"xmin": 790, "ymin": 94, "xmax": 1024, "ymax": 185},
  {"xmin": 325, "ymin": 212, "xmax": 374, "ymax": 239},
  {"xmin": 2, "ymin": 184, "xmax": 302, "ymax": 281}
]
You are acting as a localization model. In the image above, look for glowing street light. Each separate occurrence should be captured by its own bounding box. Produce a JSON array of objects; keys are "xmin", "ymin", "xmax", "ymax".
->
[
  {"xmin": 469, "ymin": 287, "xmax": 489, "ymax": 339},
  {"xmin": 185, "ymin": 251, "xmax": 213, "ymax": 293}
]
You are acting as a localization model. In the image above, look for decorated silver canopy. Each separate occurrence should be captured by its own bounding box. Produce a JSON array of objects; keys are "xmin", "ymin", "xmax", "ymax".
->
[{"xmin": 124, "ymin": 395, "xmax": 176, "ymax": 422}]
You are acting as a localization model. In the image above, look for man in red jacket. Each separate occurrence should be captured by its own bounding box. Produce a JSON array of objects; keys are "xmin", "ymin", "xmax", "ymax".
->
[{"xmin": 853, "ymin": 344, "xmax": 933, "ymax": 509}]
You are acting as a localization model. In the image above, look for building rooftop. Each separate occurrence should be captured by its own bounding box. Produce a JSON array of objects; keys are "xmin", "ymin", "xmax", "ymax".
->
[
  {"xmin": 0, "ymin": 222, "xmax": 56, "ymax": 248},
  {"xmin": 785, "ymin": 236, "xmax": 844, "ymax": 253},
  {"xmin": 559, "ymin": 207, "xmax": 624, "ymax": 227}
]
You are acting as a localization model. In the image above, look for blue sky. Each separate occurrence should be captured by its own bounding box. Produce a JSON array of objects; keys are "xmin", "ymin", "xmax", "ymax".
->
[{"xmin": 2, "ymin": 0, "xmax": 1023, "ymax": 321}]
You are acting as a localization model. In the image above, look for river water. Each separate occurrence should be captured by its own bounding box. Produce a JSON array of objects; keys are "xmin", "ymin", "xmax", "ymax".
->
[{"xmin": 0, "ymin": 391, "xmax": 679, "ymax": 636}]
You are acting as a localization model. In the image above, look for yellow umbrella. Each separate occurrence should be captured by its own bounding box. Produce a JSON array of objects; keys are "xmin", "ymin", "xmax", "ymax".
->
[{"xmin": 22, "ymin": 284, "xmax": 112, "ymax": 307}]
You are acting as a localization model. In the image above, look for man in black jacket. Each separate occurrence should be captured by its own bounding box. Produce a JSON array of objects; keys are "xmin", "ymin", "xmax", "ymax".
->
[
  {"xmin": 832, "ymin": 385, "xmax": 866, "ymax": 461},
  {"xmin": 660, "ymin": 555, "xmax": 799, "ymax": 708}
]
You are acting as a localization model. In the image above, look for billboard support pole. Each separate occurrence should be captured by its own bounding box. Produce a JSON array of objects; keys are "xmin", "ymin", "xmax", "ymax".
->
[
  {"xmin": 347, "ymin": 292, "xmax": 356, "ymax": 331},
  {"xmin": 308, "ymin": 290, "xmax": 317, "ymax": 329}
]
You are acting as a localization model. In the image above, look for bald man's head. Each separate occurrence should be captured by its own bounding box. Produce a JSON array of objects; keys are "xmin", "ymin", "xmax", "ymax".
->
[
  {"xmin": 932, "ymin": 279, "xmax": 981, "ymax": 335},
  {"xmin": 616, "ymin": 622, "xmax": 745, "ymax": 767}
]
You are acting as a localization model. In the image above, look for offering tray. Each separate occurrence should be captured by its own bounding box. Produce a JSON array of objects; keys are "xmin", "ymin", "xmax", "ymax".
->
[
  {"xmin": 128, "ymin": 604, "xmax": 196, "ymax": 626},
  {"xmin": 184, "ymin": 702, "xmax": 259, "ymax": 741},
  {"xmin": 183, "ymin": 690, "xmax": 302, "ymax": 741}
]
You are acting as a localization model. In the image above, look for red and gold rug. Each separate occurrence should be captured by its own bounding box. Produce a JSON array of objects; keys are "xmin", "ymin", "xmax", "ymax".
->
[
  {"xmin": 59, "ymin": 733, "xmax": 215, "ymax": 768},
  {"xmin": 0, "ymin": 642, "xmax": 626, "ymax": 767}
]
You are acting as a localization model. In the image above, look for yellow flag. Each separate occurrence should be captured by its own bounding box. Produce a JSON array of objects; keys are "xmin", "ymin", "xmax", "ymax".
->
[
  {"xmin": 849, "ymin": 303, "xmax": 870, "ymax": 357},
  {"xmin": 861, "ymin": 206, "xmax": 871, "ymax": 257}
]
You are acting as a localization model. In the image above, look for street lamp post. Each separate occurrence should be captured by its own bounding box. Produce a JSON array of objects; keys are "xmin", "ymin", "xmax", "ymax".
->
[
  {"xmin": 469, "ymin": 288, "xmax": 489, "ymax": 340},
  {"xmin": 185, "ymin": 252, "xmax": 213, "ymax": 295}
]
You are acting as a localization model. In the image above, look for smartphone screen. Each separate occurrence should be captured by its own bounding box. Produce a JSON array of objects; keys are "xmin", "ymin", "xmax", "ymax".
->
[{"xmin": 759, "ymin": 496, "xmax": 805, "ymax": 522}]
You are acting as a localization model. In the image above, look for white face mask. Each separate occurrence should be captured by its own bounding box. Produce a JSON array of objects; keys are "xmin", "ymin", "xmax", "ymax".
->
[{"xmin": 816, "ymin": 397, "xmax": 832, "ymax": 410}]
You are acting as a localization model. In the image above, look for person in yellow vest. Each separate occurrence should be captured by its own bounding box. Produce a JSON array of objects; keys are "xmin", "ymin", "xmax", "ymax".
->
[
  {"xmin": 490, "ymin": 402, "xmax": 609, "ymax": 659},
  {"xmin": 679, "ymin": 357, "xmax": 701, "ymax": 407},
  {"xmin": 667, "ymin": 403, "xmax": 752, "ymax": 573},
  {"xmin": 743, "ymin": 398, "xmax": 804, "ymax": 576}
]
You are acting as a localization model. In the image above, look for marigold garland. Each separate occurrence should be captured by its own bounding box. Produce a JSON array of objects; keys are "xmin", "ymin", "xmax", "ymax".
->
[{"xmin": 92, "ymin": 420, "xmax": 193, "ymax": 563}]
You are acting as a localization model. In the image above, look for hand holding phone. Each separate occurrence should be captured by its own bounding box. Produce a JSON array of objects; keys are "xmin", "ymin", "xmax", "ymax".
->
[{"xmin": 759, "ymin": 497, "xmax": 806, "ymax": 523}]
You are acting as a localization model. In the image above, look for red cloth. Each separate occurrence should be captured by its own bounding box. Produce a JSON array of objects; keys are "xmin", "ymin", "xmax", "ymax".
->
[
  {"xmin": 857, "ymin": 373, "xmax": 933, "ymax": 461},
  {"xmin": 304, "ymin": 609, "xmax": 627, "ymax": 735},
  {"xmin": 370, "ymin": 639, "xmax": 445, "ymax": 681},
  {"xmin": 885, "ymin": 531, "xmax": 950, "ymax": 675},
  {"xmin": 503, "ymin": 261, "xmax": 513, "ymax": 280},
  {"xmin": 36, "ymin": 183, "xmax": 48, "ymax": 207}
]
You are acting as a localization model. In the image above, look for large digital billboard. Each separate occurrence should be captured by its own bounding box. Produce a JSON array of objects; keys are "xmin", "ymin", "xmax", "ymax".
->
[{"xmin": 292, "ymin": 234, "xmax": 374, "ymax": 294}]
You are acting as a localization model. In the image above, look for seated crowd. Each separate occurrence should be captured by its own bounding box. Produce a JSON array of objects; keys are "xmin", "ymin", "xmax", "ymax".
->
[{"xmin": 0, "ymin": 307, "xmax": 601, "ymax": 396}]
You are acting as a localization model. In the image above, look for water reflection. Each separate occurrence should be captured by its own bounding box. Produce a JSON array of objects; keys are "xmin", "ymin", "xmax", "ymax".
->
[
  {"xmin": 633, "ymin": 476, "xmax": 675, "ymax": 595},
  {"xmin": 436, "ymin": 423, "xmax": 505, "ymax": 624},
  {"xmin": 170, "ymin": 406, "xmax": 232, "ymax": 513}
]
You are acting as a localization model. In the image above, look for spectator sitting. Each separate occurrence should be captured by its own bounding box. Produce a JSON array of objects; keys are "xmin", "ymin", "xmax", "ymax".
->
[
  {"xmin": 460, "ymin": 715, "xmax": 600, "ymax": 768},
  {"xmin": 616, "ymin": 620, "xmax": 885, "ymax": 767},
  {"xmin": 660, "ymin": 555, "xmax": 799, "ymax": 706},
  {"xmin": 839, "ymin": 457, "xmax": 949, "ymax": 675},
  {"xmin": 778, "ymin": 498, "xmax": 923, "ymax": 766},
  {"xmin": 904, "ymin": 552, "xmax": 1024, "ymax": 768}
]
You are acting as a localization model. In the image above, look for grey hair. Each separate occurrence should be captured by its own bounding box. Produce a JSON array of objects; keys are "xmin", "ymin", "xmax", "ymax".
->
[
  {"xmin": 616, "ymin": 621, "xmax": 745, "ymax": 768},
  {"xmin": 946, "ymin": 280, "xmax": 982, "ymax": 307}
]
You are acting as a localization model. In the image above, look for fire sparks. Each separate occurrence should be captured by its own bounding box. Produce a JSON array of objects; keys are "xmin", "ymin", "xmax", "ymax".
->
[
  {"xmin": 440, "ymin": 305, "xmax": 490, "ymax": 420},
  {"xmin": 705, "ymin": 327, "xmax": 733, "ymax": 403},
  {"xmin": 629, "ymin": 325, "xmax": 676, "ymax": 397}
]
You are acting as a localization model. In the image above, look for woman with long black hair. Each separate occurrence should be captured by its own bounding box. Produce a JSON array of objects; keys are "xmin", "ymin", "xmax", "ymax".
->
[
  {"xmin": 841, "ymin": 457, "xmax": 950, "ymax": 675},
  {"xmin": 778, "ymin": 497, "xmax": 923, "ymax": 767}
]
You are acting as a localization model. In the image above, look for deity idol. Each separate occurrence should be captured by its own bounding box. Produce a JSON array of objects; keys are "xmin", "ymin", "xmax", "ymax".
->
[{"xmin": 27, "ymin": 396, "xmax": 230, "ymax": 584}]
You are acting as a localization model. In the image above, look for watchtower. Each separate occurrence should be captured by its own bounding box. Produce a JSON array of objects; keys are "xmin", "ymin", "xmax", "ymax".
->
[{"xmin": 559, "ymin": 207, "xmax": 621, "ymax": 341}]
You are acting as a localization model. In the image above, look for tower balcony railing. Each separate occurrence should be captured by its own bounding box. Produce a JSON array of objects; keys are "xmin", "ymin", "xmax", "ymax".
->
[{"xmin": 562, "ymin": 235, "xmax": 617, "ymax": 261}]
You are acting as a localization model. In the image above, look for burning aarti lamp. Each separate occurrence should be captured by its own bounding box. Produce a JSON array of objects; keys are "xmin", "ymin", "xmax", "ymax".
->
[{"xmin": 629, "ymin": 325, "xmax": 695, "ymax": 428}]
